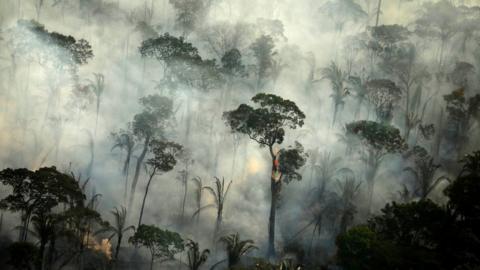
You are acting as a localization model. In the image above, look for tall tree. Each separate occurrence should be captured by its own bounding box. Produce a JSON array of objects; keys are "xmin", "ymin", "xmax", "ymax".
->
[
  {"xmin": 169, "ymin": 0, "xmax": 209, "ymax": 36},
  {"xmin": 138, "ymin": 140, "xmax": 183, "ymax": 228},
  {"xmin": 415, "ymin": 1, "xmax": 460, "ymax": 68},
  {"xmin": 0, "ymin": 167, "xmax": 84, "ymax": 242},
  {"xmin": 219, "ymin": 233, "xmax": 257, "ymax": 268},
  {"xmin": 111, "ymin": 128, "xmax": 136, "ymax": 204},
  {"xmin": 442, "ymin": 89, "xmax": 480, "ymax": 159},
  {"xmin": 177, "ymin": 148, "xmax": 194, "ymax": 224},
  {"xmin": 185, "ymin": 239, "xmax": 210, "ymax": 270},
  {"xmin": 98, "ymin": 207, "xmax": 135, "ymax": 261},
  {"xmin": 224, "ymin": 93, "xmax": 307, "ymax": 258},
  {"xmin": 365, "ymin": 79, "xmax": 402, "ymax": 123},
  {"xmin": 195, "ymin": 177, "xmax": 232, "ymax": 239},
  {"xmin": 129, "ymin": 224, "xmax": 184, "ymax": 270},
  {"xmin": 191, "ymin": 176, "xmax": 204, "ymax": 224},
  {"xmin": 321, "ymin": 62, "xmax": 348, "ymax": 126},
  {"xmin": 128, "ymin": 95, "xmax": 174, "ymax": 211},
  {"xmin": 345, "ymin": 120, "xmax": 407, "ymax": 212},
  {"xmin": 88, "ymin": 72, "xmax": 105, "ymax": 136},
  {"xmin": 403, "ymin": 146, "xmax": 448, "ymax": 200},
  {"xmin": 250, "ymin": 35, "xmax": 276, "ymax": 90},
  {"xmin": 320, "ymin": 0, "xmax": 367, "ymax": 32}
]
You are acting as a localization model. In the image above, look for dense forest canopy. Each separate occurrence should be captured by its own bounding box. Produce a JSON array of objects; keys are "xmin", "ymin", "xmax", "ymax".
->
[{"xmin": 0, "ymin": 0, "xmax": 479, "ymax": 269}]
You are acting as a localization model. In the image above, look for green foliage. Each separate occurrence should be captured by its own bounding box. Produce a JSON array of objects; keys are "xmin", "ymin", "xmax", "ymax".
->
[
  {"xmin": 169, "ymin": 0, "xmax": 209, "ymax": 35},
  {"xmin": 250, "ymin": 35, "xmax": 276, "ymax": 88},
  {"xmin": 133, "ymin": 95, "xmax": 174, "ymax": 139},
  {"xmin": 448, "ymin": 61, "xmax": 474, "ymax": 87},
  {"xmin": 415, "ymin": 1, "xmax": 459, "ymax": 42},
  {"xmin": 221, "ymin": 48, "xmax": 246, "ymax": 77},
  {"xmin": 139, "ymin": 33, "xmax": 201, "ymax": 65},
  {"xmin": 147, "ymin": 140, "xmax": 183, "ymax": 173},
  {"xmin": 129, "ymin": 224, "xmax": 184, "ymax": 261},
  {"xmin": 368, "ymin": 200, "xmax": 446, "ymax": 248},
  {"xmin": 320, "ymin": 0, "xmax": 367, "ymax": 32},
  {"xmin": 404, "ymin": 146, "xmax": 443, "ymax": 199},
  {"xmin": 0, "ymin": 167, "xmax": 84, "ymax": 216},
  {"xmin": 336, "ymin": 226, "xmax": 395, "ymax": 270},
  {"xmin": 223, "ymin": 93, "xmax": 305, "ymax": 148},
  {"xmin": 185, "ymin": 239, "xmax": 210, "ymax": 270},
  {"xmin": 346, "ymin": 120, "xmax": 407, "ymax": 153},
  {"xmin": 6, "ymin": 241, "xmax": 38, "ymax": 270},
  {"xmin": 220, "ymin": 233, "xmax": 257, "ymax": 267},
  {"xmin": 445, "ymin": 150, "xmax": 480, "ymax": 220},
  {"xmin": 278, "ymin": 142, "xmax": 307, "ymax": 183},
  {"xmin": 14, "ymin": 19, "xmax": 93, "ymax": 67},
  {"xmin": 338, "ymin": 150, "xmax": 480, "ymax": 269},
  {"xmin": 365, "ymin": 79, "xmax": 402, "ymax": 123}
]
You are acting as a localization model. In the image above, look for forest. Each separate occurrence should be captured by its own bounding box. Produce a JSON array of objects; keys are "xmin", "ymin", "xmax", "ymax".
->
[{"xmin": 0, "ymin": 0, "xmax": 479, "ymax": 269}]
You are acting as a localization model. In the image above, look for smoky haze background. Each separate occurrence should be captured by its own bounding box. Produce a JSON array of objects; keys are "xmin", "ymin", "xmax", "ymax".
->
[{"xmin": 0, "ymin": 0, "xmax": 479, "ymax": 268}]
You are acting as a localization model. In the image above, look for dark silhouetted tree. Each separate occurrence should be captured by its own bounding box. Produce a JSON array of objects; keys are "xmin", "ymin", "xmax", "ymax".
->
[
  {"xmin": 219, "ymin": 233, "xmax": 257, "ymax": 268},
  {"xmin": 346, "ymin": 120, "xmax": 407, "ymax": 212},
  {"xmin": 138, "ymin": 140, "xmax": 183, "ymax": 228},
  {"xmin": 223, "ymin": 93, "xmax": 307, "ymax": 258},
  {"xmin": 185, "ymin": 239, "xmax": 210, "ymax": 270},
  {"xmin": 128, "ymin": 95, "xmax": 174, "ymax": 211},
  {"xmin": 129, "ymin": 224, "xmax": 184, "ymax": 270}
]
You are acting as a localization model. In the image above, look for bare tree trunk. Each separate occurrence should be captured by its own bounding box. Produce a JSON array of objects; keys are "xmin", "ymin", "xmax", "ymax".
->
[
  {"xmin": 375, "ymin": 0, "xmax": 382, "ymax": 26},
  {"xmin": 114, "ymin": 234, "xmax": 122, "ymax": 261},
  {"xmin": 181, "ymin": 170, "xmax": 188, "ymax": 223},
  {"xmin": 129, "ymin": 135, "xmax": 151, "ymax": 211},
  {"xmin": 138, "ymin": 170, "xmax": 155, "ymax": 228},
  {"xmin": 267, "ymin": 148, "xmax": 279, "ymax": 259}
]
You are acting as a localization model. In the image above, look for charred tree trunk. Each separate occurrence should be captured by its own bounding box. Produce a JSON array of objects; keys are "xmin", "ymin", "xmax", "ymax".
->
[
  {"xmin": 129, "ymin": 135, "xmax": 151, "ymax": 211},
  {"xmin": 138, "ymin": 169, "xmax": 156, "ymax": 228},
  {"xmin": 267, "ymin": 147, "xmax": 280, "ymax": 259}
]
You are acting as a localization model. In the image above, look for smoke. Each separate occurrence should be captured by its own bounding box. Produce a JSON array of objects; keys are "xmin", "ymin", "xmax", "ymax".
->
[{"xmin": 0, "ymin": 0, "xmax": 479, "ymax": 268}]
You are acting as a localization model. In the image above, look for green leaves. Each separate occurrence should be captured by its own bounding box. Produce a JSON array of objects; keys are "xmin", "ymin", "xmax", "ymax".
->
[
  {"xmin": 346, "ymin": 120, "xmax": 407, "ymax": 154},
  {"xmin": 0, "ymin": 167, "xmax": 84, "ymax": 215},
  {"xmin": 15, "ymin": 19, "xmax": 93, "ymax": 66},
  {"xmin": 139, "ymin": 33, "xmax": 201, "ymax": 65},
  {"xmin": 147, "ymin": 140, "xmax": 183, "ymax": 174},
  {"xmin": 129, "ymin": 224, "xmax": 184, "ymax": 260},
  {"xmin": 223, "ymin": 93, "xmax": 305, "ymax": 147},
  {"xmin": 278, "ymin": 142, "xmax": 307, "ymax": 183},
  {"xmin": 132, "ymin": 95, "xmax": 174, "ymax": 139}
]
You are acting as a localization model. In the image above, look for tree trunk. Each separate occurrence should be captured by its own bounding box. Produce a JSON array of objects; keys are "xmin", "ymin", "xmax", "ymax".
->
[
  {"xmin": 181, "ymin": 175, "xmax": 188, "ymax": 223},
  {"xmin": 365, "ymin": 151, "xmax": 379, "ymax": 214},
  {"xmin": 267, "ymin": 151, "xmax": 279, "ymax": 259},
  {"xmin": 138, "ymin": 171, "xmax": 155, "ymax": 228},
  {"xmin": 129, "ymin": 135, "xmax": 151, "ymax": 211},
  {"xmin": 375, "ymin": 0, "xmax": 382, "ymax": 26},
  {"xmin": 123, "ymin": 150, "xmax": 132, "ymax": 205},
  {"xmin": 37, "ymin": 237, "xmax": 47, "ymax": 270},
  {"xmin": 115, "ymin": 234, "xmax": 122, "ymax": 261},
  {"xmin": 95, "ymin": 98, "xmax": 100, "ymax": 137},
  {"xmin": 267, "ymin": 178, "xmax": 278, "ymax": 259}
]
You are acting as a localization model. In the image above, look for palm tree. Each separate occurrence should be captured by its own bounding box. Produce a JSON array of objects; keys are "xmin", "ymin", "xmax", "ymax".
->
[
  {"xmin": 347, "ymin": 75, "xmax": 368, "ymax": 119},
  {"xmin": 99, "ymin": 207, "xmax": 135, "ymax": 261},
  {"xmin": 315, "ymin": 151, "xmax": 342, "ymax": 196},
  {"xmin": 336, "ymin": 177, "xmax": 361, "ymax": 234},
  {"xmin": 321, "ymin": 62, "xmax": 348, "ymax": 126},
  {"xmin": 177, "ymin": 149, "xmax": 194, "ymax": 224},
  {"xmin": 403, "ymin": 146, "xmax": 450, "ymax": 200},
  {"xmin": 185, "ymin": 240, "xmax": 210, "ymax": 270},
  {"xmin": 191, "ymin": 176, "xmax": 204, "ymax": 224},
  {"xmin": 219, "ymin": 233, "xmax": 257, "ymax": 268},
  {"xmin": 193, "ymin": 177, "xmax": 232, "ymax": 239},
  {"xmin": 88, "ymin": 73, "xmax": 105, "ymax": 136},
  {"xmin": 111, "ymin": 129, "xmax": 136, "ymax": 204}
]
